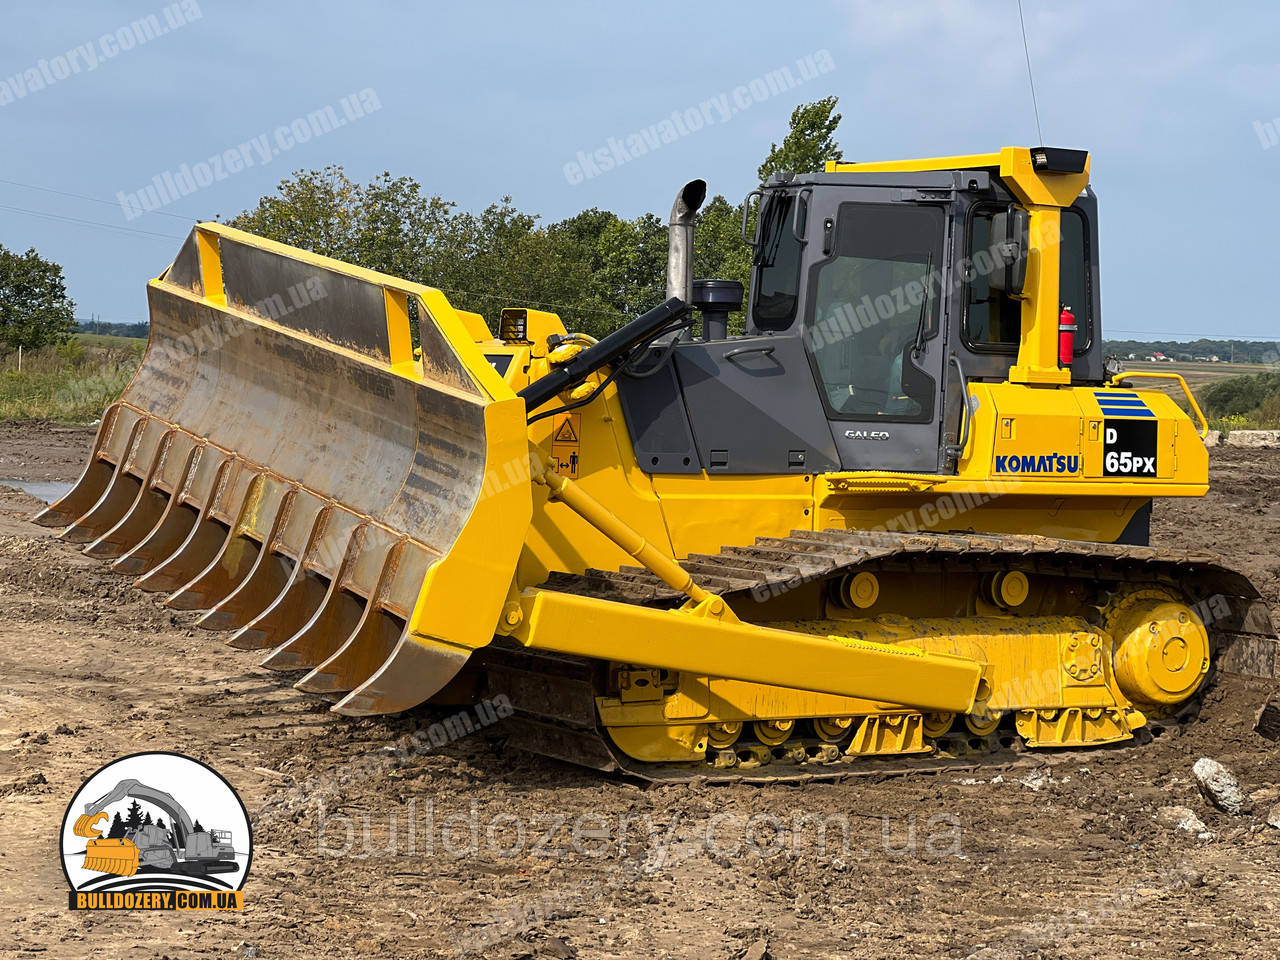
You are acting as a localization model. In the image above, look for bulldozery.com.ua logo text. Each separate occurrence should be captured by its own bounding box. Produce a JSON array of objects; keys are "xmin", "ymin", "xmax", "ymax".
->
[{"xmin": 60, "ymin": 751, "xmax": 252, "ymax": 910}]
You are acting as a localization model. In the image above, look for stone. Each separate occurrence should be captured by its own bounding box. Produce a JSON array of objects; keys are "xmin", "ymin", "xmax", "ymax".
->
[
  {"xmin": 1157, "ymin": 805, "xmax": 1212, "ymax": 838},
  {"xmin": 1192, "ymin": 758, "xmax": 1253, "ymax": 815},
  {"xmin": 1267, "ymin": 803, "xmax": 1280, "ymax": 831},
  {"xmin": 1223, "ymin": 429, "xmax": 1280, "ymax": 449}
]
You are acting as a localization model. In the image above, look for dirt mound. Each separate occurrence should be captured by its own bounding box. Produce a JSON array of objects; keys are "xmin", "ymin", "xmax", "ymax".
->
[{"xmin": 0, "ymin": 533, "xmax": 197, "ymax": 633}]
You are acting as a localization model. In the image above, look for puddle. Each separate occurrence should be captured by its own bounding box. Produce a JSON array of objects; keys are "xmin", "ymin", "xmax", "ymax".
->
[{"xmin": 0, "ymin": 479, "xmax": 73, "ymax": 503}]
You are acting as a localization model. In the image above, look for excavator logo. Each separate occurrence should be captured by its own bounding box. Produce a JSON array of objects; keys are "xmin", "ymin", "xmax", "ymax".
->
[{"xmin": 60, "ymin": 752, "xmax": 252, "ymax": 910}]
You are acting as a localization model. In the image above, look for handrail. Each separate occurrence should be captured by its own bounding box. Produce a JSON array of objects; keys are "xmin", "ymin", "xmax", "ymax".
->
[
  {"xmin": 1106, "ymin": 371, "xmax": 1210, "ymax": 439},
  {"xmin": 946, "ymin": 352, "xmax": 974, "ymax": 460}
]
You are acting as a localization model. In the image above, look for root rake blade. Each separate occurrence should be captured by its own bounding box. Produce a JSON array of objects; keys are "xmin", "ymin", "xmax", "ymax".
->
[
  {"xmin": 82, "ymin": 839, "xmax": 140, "ymax": 877},
  {"xmin": 44, "ymin": 224, "xmax": 531, "ymax": 716}
]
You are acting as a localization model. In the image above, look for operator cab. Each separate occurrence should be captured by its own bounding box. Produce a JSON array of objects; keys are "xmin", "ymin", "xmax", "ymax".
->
[{"xmin": 615, "ymin": 150, "xmax": 1102, "ymax": 476}]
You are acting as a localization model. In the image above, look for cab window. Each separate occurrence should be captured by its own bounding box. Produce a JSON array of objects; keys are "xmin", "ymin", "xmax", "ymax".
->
[
  {"xmin": 965, "ymin": 205, "xmax": 1091, "ymax": 351},
  {"xmin": 752, "ymin": 193, "xmax": 804, "ymax": 331},
  {"xmin": 807, "ymin": 203, "xmax": 943, "ymax": 421}
]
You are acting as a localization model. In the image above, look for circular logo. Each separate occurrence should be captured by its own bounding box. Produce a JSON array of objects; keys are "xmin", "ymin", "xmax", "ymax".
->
[{"xmin": 60, "ymin": 752, "xmax": 252, "ymax": 910}]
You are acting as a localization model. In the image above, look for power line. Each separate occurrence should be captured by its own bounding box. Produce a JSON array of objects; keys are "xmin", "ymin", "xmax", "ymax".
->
[
  {"xmin": 0, "ymin": 177, "xmax": 196, "ymax": 222},
  {"xmin": 1017, "ymin": 0, "xmax": 1045, "ymax": 146},
  {"xmin": 0, "ymin": 203, "xmax": 185, "ymax": 242}
]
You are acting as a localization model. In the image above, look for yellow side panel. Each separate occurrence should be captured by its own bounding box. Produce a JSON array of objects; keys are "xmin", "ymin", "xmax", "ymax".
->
[{"xmin": 650, "ymin": 473, "xmax": 814, "ymax": 559}]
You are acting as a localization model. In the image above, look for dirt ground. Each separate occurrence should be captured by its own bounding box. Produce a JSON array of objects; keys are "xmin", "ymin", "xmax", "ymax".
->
[{"xmin": 1, "ymin": 424, "xmax": 1278, "ymax": 960}]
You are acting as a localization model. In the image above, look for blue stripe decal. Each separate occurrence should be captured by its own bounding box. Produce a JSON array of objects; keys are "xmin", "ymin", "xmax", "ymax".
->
[
  {"xmin": 1097, "ymin": 398, "xmax": 1148, "ymax": 407},
  {"xmin": 1098, "ymin": 391, "xmax": 1139, "ymax": 397},
  {"xmin": 1099, "ymin": 408, "xmax": 1156, "ymax": 418}
]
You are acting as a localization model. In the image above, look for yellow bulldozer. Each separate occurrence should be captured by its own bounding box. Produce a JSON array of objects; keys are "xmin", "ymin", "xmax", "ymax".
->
[{"xmin": 39, "ymin": 147, "xmax": 1279, "ymax": 779}]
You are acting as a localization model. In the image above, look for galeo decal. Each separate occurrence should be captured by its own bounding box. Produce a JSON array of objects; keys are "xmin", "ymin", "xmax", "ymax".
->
[
  {"xmin": 994, "ymin": 453, "xmax": 1080, "ymax": 474},
  {"xmin": 844, "ymin": 429, "xmax": 891, "ymax": 441}
]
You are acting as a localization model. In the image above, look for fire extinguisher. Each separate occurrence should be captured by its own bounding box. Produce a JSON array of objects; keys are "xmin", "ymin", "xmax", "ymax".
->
[{"xmin": 1058, "ymin": 306, "xmax": 1076, "ymax": 368}]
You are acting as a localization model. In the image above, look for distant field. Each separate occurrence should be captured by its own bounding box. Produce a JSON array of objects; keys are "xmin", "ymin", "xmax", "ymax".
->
[
  {"xmin": 0, "ymin": 337, "xmax": 142, "ymax": 422},
  {"xmin": 1117, "ymin": 360, "xmax": 1273, "ymax": 414},
  {"xmin": 74, "ymin": 332, "xmax": 148, "ymax": 351}
]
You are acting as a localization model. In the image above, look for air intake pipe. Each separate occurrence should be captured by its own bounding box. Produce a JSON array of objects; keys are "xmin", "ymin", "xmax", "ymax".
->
[
  {"xmin": 665, "ymin": 179, "xmax": 707, "ymax": 304},
  {"xmin": 691, "ymin": 279, "xmax": 743, "ymax": 341}
]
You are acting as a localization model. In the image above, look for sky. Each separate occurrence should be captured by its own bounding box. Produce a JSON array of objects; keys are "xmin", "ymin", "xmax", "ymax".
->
[{"xmin": 1, "ymin": 0, "xmax": 1278, "ymax": 341}]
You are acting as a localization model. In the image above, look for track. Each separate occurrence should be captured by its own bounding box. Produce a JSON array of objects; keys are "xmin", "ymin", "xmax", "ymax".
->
[{"xmin": 490, "ymin": 529, "xmax": 1280, "ymax": 782}]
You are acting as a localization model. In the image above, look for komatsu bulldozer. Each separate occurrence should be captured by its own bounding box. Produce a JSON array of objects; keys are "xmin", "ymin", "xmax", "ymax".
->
[{"xmin": 39, "ymin": 147, "xmax": 1279, "ymax": 780}]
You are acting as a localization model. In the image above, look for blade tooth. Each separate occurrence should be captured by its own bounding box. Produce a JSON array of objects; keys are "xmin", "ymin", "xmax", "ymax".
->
[
  {"xmin": 83, "ymin": 487, "xmax": 170, "ymax": 559},
  {"xmin": 265, "ymin": 584, "xmax": 365, "ymax": 672},
  {"xmin": 196, "ymin": 485, "xmax": 299, "ymax": 630},
  {"xmin": 199, "ymin": 552, "xmax": 294, "ymax": 631},
  {"xmin": 32, "ymin": 404, "xmax": 131, "ymax": 527},
  {"xmin": 335, "ymin": 542, "xmax": 459, "ymax": 713},
  {"xmin": 110, "ymin": 443, "xmax": 210, "ymax": 576},
  {"xmin": 133, "ymin": 454, "xmax": 236, "ymax": 592},
  {"xmin": 61, "ymin": 472, "xmax": 143, "ymax": 543},
  {"xmin": 334, "ymin": 632, "xmax": 471, "ymax": 716},
  {"xmin": 165, "ymin": 532, "xmax": 261, "ymax": 610},
  {"xmin": 164, "ymin": 471, "xmax": 273, "ymax": 610},
  {"xmin": 227, "ymin": 568, "xmax": 325, "ymax": 650},
  {"xmin": 134, "ymin": 515, "xmax": 230, "ymax": 592},
  {"xmin": 227, "ymin": 499, "xmax": 336, "ymax": 648},
  {"xmin": 295, "ymin": 540, "xmax": 407, "ymax": 693},
  {"xmin": 261, "ymin": 522, "xmax": 371, "ymax": 670},
  {"xmin": 82, "ymin": 429, "xmax": 181, "ymax": 559},
  {"xmin": 58, "ymin": 414, "xmax": 151, "ymax": 543}
]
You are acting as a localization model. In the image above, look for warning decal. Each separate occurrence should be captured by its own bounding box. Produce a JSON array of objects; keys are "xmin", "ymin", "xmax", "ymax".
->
[
  {"xmin": 553, "ymin": 418, "xmax": 579, "ymax": 443},
  {"xmin": 551, "ymin": 412, "xmax": 582, "ymax": 478}
]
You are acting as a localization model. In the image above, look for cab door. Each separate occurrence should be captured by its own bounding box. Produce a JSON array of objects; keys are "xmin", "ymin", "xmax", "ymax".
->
[{"xmin": 802, "ymin": 197, "xmax": 951, "ymax": 473}]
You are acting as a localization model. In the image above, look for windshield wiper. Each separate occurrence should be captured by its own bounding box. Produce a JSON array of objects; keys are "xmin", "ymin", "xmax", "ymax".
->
[{"xmin": 910, "ymin": 252, "xmax": 934, "ymax": 359}]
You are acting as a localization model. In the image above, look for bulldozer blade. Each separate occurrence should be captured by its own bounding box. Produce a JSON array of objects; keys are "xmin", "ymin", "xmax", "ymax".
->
[
  {"xmin": 82, "ymin": 838, "xmax": 140, "ymax": 877},
  {"xmin": 52, "ymin": 223, "xmax": 531, "ymax": 715}
]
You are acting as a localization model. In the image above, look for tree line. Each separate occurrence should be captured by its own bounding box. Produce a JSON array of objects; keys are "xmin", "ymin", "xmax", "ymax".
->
[{"xmin": 226, "ymin": 97, "xmax": 842, "ymax": 339}]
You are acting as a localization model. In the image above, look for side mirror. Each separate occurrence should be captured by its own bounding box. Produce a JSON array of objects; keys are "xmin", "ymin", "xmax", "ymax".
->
[{"xmin": 988, "ymin": 206, "xmax": 1030, "ymax": 297}]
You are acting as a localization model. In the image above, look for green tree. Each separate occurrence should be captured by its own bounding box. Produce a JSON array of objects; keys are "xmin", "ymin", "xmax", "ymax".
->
[
  {"xmin": 228, "ymin": 165, "xmax": 457, "ymax": 282},
  {"xmin": 757, "ymin": 96, "xmax": 843, "ymax": 182},
  {"xmin": 0, "ymin": 244, "xmax": 77, "ymax": 351}
]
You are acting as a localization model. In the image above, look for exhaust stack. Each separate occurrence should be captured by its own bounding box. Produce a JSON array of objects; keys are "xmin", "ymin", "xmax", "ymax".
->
[{"xmin": 665, "ymin": 179, "xmax": 707, "ymax": 303}]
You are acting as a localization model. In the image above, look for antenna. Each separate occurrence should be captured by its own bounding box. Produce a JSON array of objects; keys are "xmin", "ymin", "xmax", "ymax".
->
[{"xmin": 1017, "ymin": 0, "xmax": 1045, "ymax": 146}]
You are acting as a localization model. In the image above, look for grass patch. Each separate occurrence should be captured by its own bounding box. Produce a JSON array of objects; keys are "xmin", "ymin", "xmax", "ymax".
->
[
  {"xmin": 1201, "ymin": 369, "xmax": 1280, "ymax": 433},
  {"xmin": 0, "ymin": 337, "xmax": 143, "ymax": 422}
]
